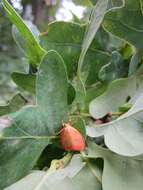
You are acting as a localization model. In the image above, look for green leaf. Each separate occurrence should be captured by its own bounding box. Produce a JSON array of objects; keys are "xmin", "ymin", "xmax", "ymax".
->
[
  {"xmin": 103, "ymin": 0, "xmax": 143, "ymax": 73},
  {"xmin": 76, "ymin": 0, "xmax": 110, "ymax": 97},
  {"xmin": 4, "ymin": 171, "xmax": 45, "ymax": 190},
  {"xmin": 84, "ymin": 82, "xmax": 107, "ymax": 112},
  {"xmin": 88, "ymin": 93, "xmax": 143, "ymax": 156},
  {"xmin": 12, "ymin": 72, "xmax": 36, "ymax": 94},
  {"xmin": 84, "ymin": 51, "xmax": 110, "ymax": 86},
  {"xmin": 86, "ymin": 141, "xmax": 143, "ymax": 190},
  {"xmin": 0, "ymin": 94, "xmax": 27, "ymax": 116},
  {"xmin": 89, "ymin": 77, "xmax": 137, "ymax": 118},
  {"xmin": 36, "ymin": 51, "xmax": 68, "ymax": 132},
  {"xmin": 0, "ymin": 138, "xmax": 49, "ymax": 190},
  {"xmin": 99, "ymin": 51, "xmax": 128, "ymax": 83},
  {"xmin": 77, "ymin": 0, "xmax": 108, "ymax": 78},
  {"xmin": 72, "ymin": 0, "xmax": 93, "ymax": 7},
  {"xmin": 71, "ymin": 117, "xmax": 86, "ymax": 137},
  {"xmin": 40, "ymin": 21, "xmax": 110, "ymax": 82},
  {"xmin": 104, "ymin": 0, "xmax": 143, "ymax": 51},
  {"xmin": 71, "ymin": 82, "xmax": 107, "ymax": 113},
  {"xmin": 67, "ymin": 83, "xmax": 76, "ymax": 105},
  {"xmin": 12, "ymin": 72, "xmax": 75, "ymax": 105},
  {"xmin": 94, "ymin": 27, "xmax": 124, "ymax": 53},
  {"xmin": 118, "ymin": 102, "xmax": 132, "ymax": 113},
  {"xmin": 40, "ymin": 21, "xmax": 84, "ymax": 78},
  {"xmin": 5, "ymin": 155, "xmax": 102, "ymax": 190},
  {"xmin": 12, "ymin": 21, "xmax": 40, "ymax": 56},
  {"xmin": 88, "ymin": 76, "xmax": 143, "ymax": 156},
  {"xmin": 128, "ymin": 51, "xmax": 142, "ymax": 75},
  {"xmin": 0, "ymin": 51, "xmax": 69, "ymax": 188},
  {"xmin": 2, "ymin": 0, "xmax": 46, "ymax": 66},
  {"xmin": 40, "ymin": 20, "xmax": 111, "ymax": 111}
]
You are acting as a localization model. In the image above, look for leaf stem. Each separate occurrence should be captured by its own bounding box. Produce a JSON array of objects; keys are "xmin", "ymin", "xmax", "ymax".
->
[
  {"xmin": 80, "ymin": 151, "xmax": 102, "ymax": 183},
  {"xmin": 70, "ymin": 112, "xmax": 91, "ymax": 118},
  {"xmin": 111, "ymin": 112, "xmax": 122, "ymax": 116},
  {"xmin": 50, "ymin": 152, "xmax": 73, "ymax": 170}
]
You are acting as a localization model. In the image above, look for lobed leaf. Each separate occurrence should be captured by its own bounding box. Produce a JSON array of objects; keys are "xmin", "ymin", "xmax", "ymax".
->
[
  {"xmin": 87, "ymin": 141, "xmax": 143, "ymax": 190},
  {"xmin": 88, "ymin": 76, "xmax": 143, "ymax": 156},
  {"xmin": 103, "ymin": 0, "xmax": 143, "ymax": 74},
  {"xmin": 0, "ymin": 51, "xmax": 68, "ymax": 188}
]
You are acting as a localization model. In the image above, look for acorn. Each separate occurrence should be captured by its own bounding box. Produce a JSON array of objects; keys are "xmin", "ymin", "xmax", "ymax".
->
[{"xmin": 60, "ymin": 123, "xmax": 86, "ymax": 151}]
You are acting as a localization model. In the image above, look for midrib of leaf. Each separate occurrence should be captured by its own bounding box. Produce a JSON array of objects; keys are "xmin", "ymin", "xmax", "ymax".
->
[
  {"xmin": 0, "ymin": 136, "xmax": 57, "ymax": 140},
  {"xmin": 33, "ymin": 168, "xmax": 55, "ymax": 190},
  {"xmin": 33, "ymin": 153, "xmax": 72, "ymax": 190},
  {"xmin": 0, "ymin": 115, "xmax": 58, "ymax": 140},
  {"xmin": 86, "ymin": 160, "xmax": 102, "ymax": 184}
]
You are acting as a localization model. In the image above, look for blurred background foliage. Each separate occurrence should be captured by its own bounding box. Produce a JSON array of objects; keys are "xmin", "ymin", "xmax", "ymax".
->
[{"xmin": 0, "ymin": 0, "xmax": 90, "ymax": 104}]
